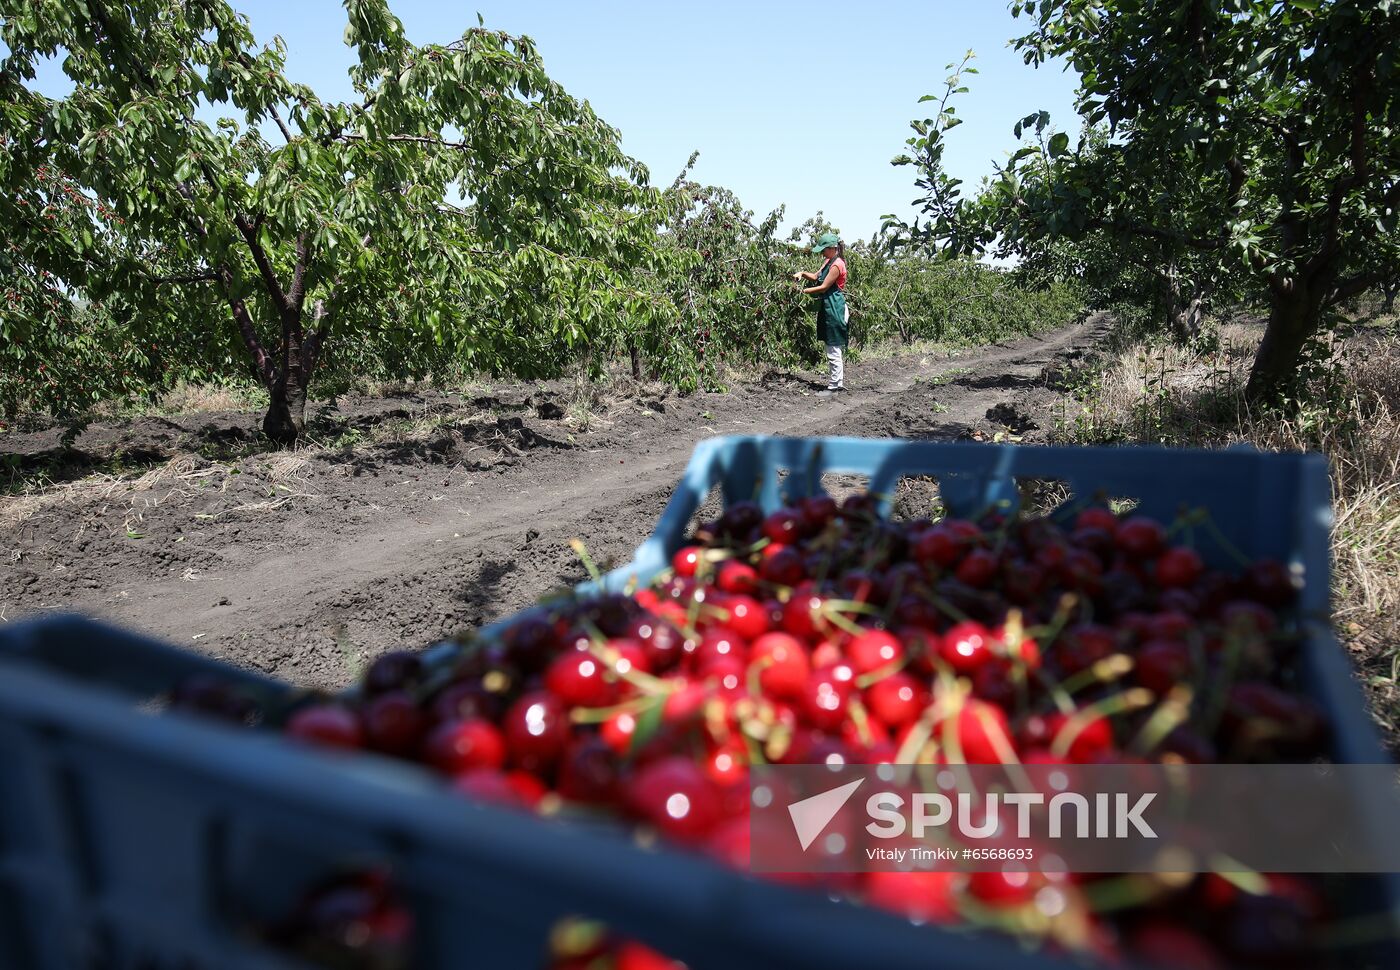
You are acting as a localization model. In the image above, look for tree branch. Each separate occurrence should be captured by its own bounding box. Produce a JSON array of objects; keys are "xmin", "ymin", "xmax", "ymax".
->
[{"xmin": 1325, "ymin": 270, "xmax": 1392, "ymax": 308}]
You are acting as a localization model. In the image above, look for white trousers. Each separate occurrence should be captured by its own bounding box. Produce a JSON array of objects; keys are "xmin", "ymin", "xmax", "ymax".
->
[{"xmin": 825, "ymin": 344, "xmax": 845, "ymax": 389}]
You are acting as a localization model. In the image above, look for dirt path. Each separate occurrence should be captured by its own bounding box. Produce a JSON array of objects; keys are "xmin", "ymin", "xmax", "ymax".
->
[{"xmin": 2, "ymin": 315, "xmax": 1107, "ymax": 688}]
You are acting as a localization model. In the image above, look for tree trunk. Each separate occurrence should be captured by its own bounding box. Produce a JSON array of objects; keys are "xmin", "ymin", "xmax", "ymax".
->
[
  {"xmin": 1244, "ymin": 284, "xmax": 1323, "ymax": 404},
  {"xmin": 1382, "ymin": 277, "xmax": 1398, "ymax": 315},
  {"xmin": 629, "ymin": 342, "xmax": 642, "ymax": 381},
  {"xmin": 262, "ymin": 380, "xmax": 307, "ymax": 445},
  {"xmin": 261, "ymin": 309, "xmax": 310, "ymax": 446}
]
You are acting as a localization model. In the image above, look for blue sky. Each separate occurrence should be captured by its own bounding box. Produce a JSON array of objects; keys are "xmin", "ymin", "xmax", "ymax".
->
[{"xmin": 25, "ymin": 1, "xmax": 1081, "ymax": 244}]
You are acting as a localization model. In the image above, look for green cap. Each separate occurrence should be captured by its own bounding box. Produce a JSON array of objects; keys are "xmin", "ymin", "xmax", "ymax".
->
[{"xmin": 811, "ymin": 232, "xmax": 840, "ymax": 254}]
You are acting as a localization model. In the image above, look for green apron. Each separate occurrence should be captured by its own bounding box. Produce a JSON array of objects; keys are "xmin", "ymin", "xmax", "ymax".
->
[{"xmin": 812, "ymin": 259, "xmax": 848, "ymax": 349}]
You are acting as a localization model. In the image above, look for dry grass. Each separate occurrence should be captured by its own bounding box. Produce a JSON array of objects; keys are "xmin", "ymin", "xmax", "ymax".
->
[{"xmin": 1055, "ymin": 314, "xmax": 1400, "ymax": 744}]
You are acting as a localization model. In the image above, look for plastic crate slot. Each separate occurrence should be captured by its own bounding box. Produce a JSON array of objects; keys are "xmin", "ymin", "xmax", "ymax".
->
[
  {"xmin": 889, "ymin": 474, "xmax": 944, "ymax": 522},
  {"xmin": 1015, "ymin": 477, "xmax": 1073, "ymax": 519}
]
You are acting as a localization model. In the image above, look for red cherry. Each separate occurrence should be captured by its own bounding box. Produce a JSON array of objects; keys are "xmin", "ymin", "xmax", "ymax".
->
[
  {"xmin": 799, "ymin": 495, "xmax": 838, "ymax": 533},
  {"xmin": 940, "ymin": 621, "xmax": 993, "ymax": 674},
  {"xmin": 1243, "ymin": 558, "xmax": 1297, "ymax": 607},
  {"xmin": 672, "ymin": 545, "xmax": 703, "ymax": 578},
  {"xmin": 937, "ymin": 700, "xmax": 1012, "ymax": 764},
  {"xmin": 759, "ymin": 546, "xmax": 806, "ymax": 585},
  {"xmin": 362, "ymin": 691, "xmax": 427, "ymax": 756},
  {"xmin": 615, "ymin": 941, "xmax": 686, "ymax": 970},
  {"xmin": 967, "ymin": 868, "xmax": 1035, "ymax": 906},
  {"xmin": 706, "ymin": 816, "xmax": 751, "ymax": 870},
  {"xmin": 991, "ymin": 626, "xmax": 1040, "ymax": 669},
  {"xmin": 662, "ymin": 678, "xmax": 710, "ymax": 723},
  {"xmin": 716, "ymin": 559, "xmax": 758, "ymax": 595},
  {"xmin": 913, "ymin": 524, "xmax": 963, "ymax": 567},
  {"xmin": 545, "ymin": 650, "xmax": 617, "ymax": 708},
  {"xmin": 955, "ymin": 548, "xmax": 998, "ymax": 587},
  {"xmin": 723, "ymin": 594, "xmax": 770, "ymax": 641},
  {"xmin": 704, "ymin": 738, "xmax": 749, "ymax": 787},
  {"xmin": 627, "ymin": 757, "xmax": 721, "ymax": 842},
  {"xmin": 864, "ymin": 671, "xmax": 927, "ymax": 728},
  {"xmin": 1116, "ymin": 517, "xmax": 1167, "ymax": 559},
  {"xmin": 423, "ymin": 717, "xmax": 506, "ymax": 775},
  {"xmin": 801, "ymin": 666, "xmax": 854, "ymax": 731},
  {"xmin": 750, "ymin": 632, "xmax": 811, "ymax": 700},
  {"xmin": 1155, "ymin": 547, "xmax": 1204, "ymax": 588},
  {"xmin": 1075, "ymin": 507, "xmax": 1119, "ymax": 535},
  {"xmin": 689, "ymin": 626, "xmax": 748, "ymax": 670},
  {"xmin": 1135, "ymin": 640, "xmax": 1194, "ymax": 694},
  {"xmin": 762, "ymin": 508, "xmax": 803, "ymax": 544},
  {"xmin": 557, "ymin": 736, "xmax": 621, "ymax": 804},
  {"xmin": 287, "ymin": 703, "xmax": 364, "ymax": 749},
  {"xmin": 627, "ymin": 613, "xmax": 686, "ymax": 672},
  {"xmin": 502, "ymin": 692, "xmax": 571, "ymax": 771},
  {"xmin": 846, "ymin": 629, "xmax": 904, "ymax": 675},
  {"xmin": 1042, "ymin": 710, "xmax": 1114, "ymax": 761},
  {"xmin": 601, "ymin": 711, "xmax": 638, "ymax": 755},
  {"xmin": 863, "ymin": 870, "xmax": 958, "ymax": 924},
  {"xmin": 781, "ymin": 585, "xmax": 827, "ymax": 640}
]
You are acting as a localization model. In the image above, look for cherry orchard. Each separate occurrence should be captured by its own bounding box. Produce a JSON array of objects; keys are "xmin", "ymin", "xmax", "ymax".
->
[{"xmin": 0, "ymin": 0, "xmax": 680, "ymax": 442}]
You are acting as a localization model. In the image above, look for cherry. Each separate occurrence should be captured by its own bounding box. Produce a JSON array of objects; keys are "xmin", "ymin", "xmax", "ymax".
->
[
  {"xmin": 912, "ymin": 525, "xmax": 962, "ymax": 567},
  {"xmin": 363, "ymin": 650, "xmax": 423, "ymax": 695},
  {"xmin": 287, "ymin": 703, "xmax": 364, "ymax": 749},
  {"xmin": 601, "ymin": 711, "xmax": 638, "ymax": 755},
  {"xmin": 627, "ymin": 757, "xmax": 721, "ymax": 842},
  {"xmin": 423, "ymin": 717, "xmax": 506, "ymax": 775},
  {"xmin": 704, "ymin": 738, "xmax": 749, "ymax": 788},
  {"xmin": 169, "ymin": 675, "xmax": 255, "ymax": 723},
  {"xmin": 1054, "ymin": 624, "xmax": 1117, "ymax": 674},
  {"xmin": 863, "ymin": 870, "xmax": 958, "ymax": 924},
  {"xmin": 801, "ymin": 666, "xmax": 854, "ymax": 731},
  {"xmin": 955, "ymin": 548, "xmax": 999, "ymax": 587},
  {"xmin": 940, "ymin": 621, "xmax": 993, "ymax": 674},
  {"xmin": 966, "ymin": 868, "xmax": 1035, "ymax": 907},
  {"xmin": 1116, "ymin": 517, "xmax": 1167, "ymax": 559},
  {"xmin": 1135, "ymin": 639, "xmax": 1194, "ymax": 694},
  {"xmin": 1243, "ymin": 558, "xmax": 1297, "ymax": 607},
  {"xmin": 846, "ymin": 629, "xmax": 904, "ymax": 675},
  {"xmin": 723, "ymin": 594, "xmax": 770, "ymax": 641},
  {"xmin": 937, "ymin": 700, "xmax": 1013, "ymax": 764},
  {"xmin": 1044, "ymin": 711, "xmax": 1114, "ymax": 761},
  {"xmin": 781, "ymin": 585, "xmax": 828, "ymax": 641},
  {"xmin": 1155, "ymin": 546, "xmax": 1204, "ymax": 588},
  {"xmin": 627, "ymin": 613, "xmax": 687, "ymax": 672},
  {"xmin": 762, "ymin": 508, "xmax": 803, "ymax": 544},
  {"xmin": 615, "ymin": 941, "xmax": 686, "ymax": 970},
  {"xmin": 1075, "ymin": 506, "xmax": 1119, "ymax": 535},
  {"xmin": 429, "ymin": 681, "xmax": 502, "ymax": 725},
  {"xmin": 363, "ymin": 690, "xmax": 428, "ymax": 756},
  {"xmin": 716, "ymin": 559, "xmax": 758, "ymax": 595},
  {"xmin": 700, "ymin": 654, "xmax": 747, "ymax": 695},
  {"xmin": 750, "ymin": 632, "xmax": 811, "ymax": 700},
  {"xmin": 671, "ymin": 545, "xmax": 703, "ymax": 578},
  {"xmin": 556, "ymin": 736, "xmax": 621, "ymax": 804},
  {"xmin": 759, "ymin": 546, "xmax": 805, "ymax": 586},
  {"xmin": 545, "ymin": 649, "xmax": 618, "ymax": 708},
  {"xmin": 705, "ymin": 816, "xmax": 751, "ymax": 870},
  {"xmin": 662, "ymin": 678, "xmax": 710, "ymax": 723},
  {"xmin": 502, "ymin": 692, "xmax": 571, "ymax": 772},
  {"xmin": 798, "ymin": 494, "xmax": 838, "ymax": 534},
  {"xmin": 503, "ymin": 616, "xmax": 557, "ymax": 671},
  {"xmin": 865, "ymin": 671, "xmax": 927, "ymax": 728},
  {"xmin": 689, "ymin": 626, "xmax": 748, "ymax": 670},
  {"xmin": 1220, "ymin": 600, "xmax": 1277, "ymax": 638}
]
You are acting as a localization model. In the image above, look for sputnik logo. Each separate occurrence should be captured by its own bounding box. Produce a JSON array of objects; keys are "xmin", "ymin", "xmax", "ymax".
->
[{"xmin": 787, "ymin": 778, "xmax": 865, "ymax": 851}]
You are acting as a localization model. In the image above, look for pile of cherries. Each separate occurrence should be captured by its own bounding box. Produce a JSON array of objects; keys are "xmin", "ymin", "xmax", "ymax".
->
[{"xmin": 247, "ymin": 492, "xmax": 1342, "ymax": 968}]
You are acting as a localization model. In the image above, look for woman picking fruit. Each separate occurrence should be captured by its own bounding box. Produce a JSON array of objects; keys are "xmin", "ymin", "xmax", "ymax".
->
[{"xmin": 793, "ymin": 231, "xmax": 849, "ymax": 394}]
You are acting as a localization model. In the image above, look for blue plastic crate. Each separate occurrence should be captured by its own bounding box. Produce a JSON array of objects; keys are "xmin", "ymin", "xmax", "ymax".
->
[{"xmin": 1, "ymin": 436, "xmax": 1395, "ymax": 970}]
